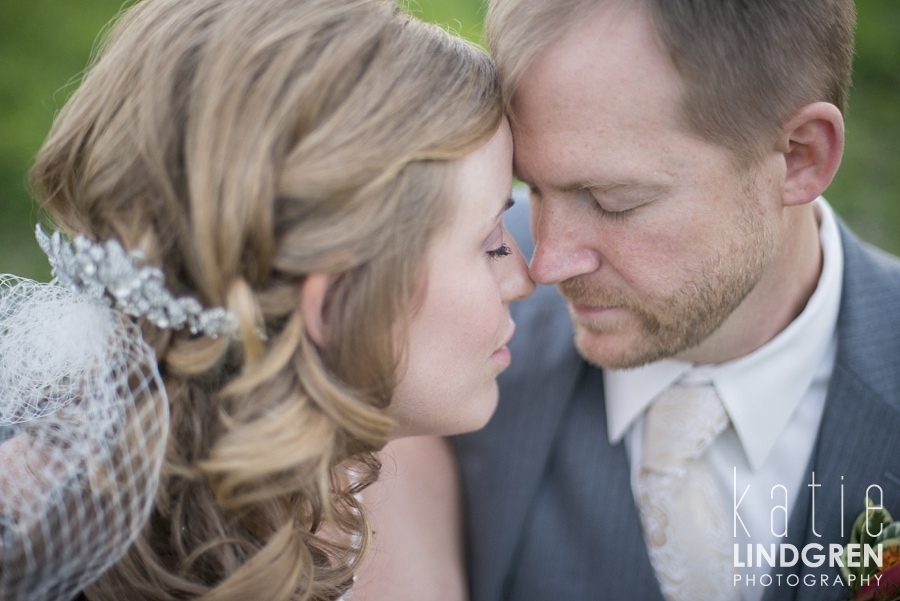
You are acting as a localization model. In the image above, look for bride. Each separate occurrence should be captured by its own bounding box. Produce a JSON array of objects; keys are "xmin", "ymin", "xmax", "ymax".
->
[{"xmin": 0, "ymin": 0, "xmax": 533, "ymax": 599}]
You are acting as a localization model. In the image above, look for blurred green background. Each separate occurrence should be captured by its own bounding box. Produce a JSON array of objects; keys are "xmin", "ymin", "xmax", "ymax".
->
[{"xmin": 1, "ymin": 0, "xmax": 897, "ymax": 280}]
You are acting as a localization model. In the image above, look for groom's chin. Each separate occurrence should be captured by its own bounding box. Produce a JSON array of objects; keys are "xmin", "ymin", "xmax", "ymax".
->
[{"xmin": 573, "ymin": 323, "xmax": 665, "ymax": 371}]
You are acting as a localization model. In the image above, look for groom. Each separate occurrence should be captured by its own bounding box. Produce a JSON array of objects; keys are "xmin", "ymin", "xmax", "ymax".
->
[{"xmin": 454, "ymin": 1, "xmax": 900, "ymax": 600}]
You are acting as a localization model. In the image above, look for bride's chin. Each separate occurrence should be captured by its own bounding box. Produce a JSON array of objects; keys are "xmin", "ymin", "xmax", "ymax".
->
[
  {"xmin": 449, "ymin": 385, "xmax": 500, "ymax": 436},
  {"xmin": 389, "ymin": 385, "xmax": 500, "ymax": 439}
]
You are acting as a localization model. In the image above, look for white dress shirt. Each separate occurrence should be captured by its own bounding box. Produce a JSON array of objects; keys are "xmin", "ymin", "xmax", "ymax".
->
[{"xmin": 604, "ymin": 197, "xmax": 844, "ymax": 601}]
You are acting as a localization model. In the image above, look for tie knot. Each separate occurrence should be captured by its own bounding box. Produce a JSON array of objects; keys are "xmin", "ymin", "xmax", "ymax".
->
[{"xmin": 641, "ymin": 382, "xmax": 729, "ymax": 475}]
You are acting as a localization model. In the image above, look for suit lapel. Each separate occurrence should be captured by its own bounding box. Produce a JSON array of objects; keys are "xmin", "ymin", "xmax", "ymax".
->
[
  {"xmin": 765, "ymin": 225, "xmax": 900, "ymax": 601},
  {"xmin": 763, "ymin": 367, "xmax": 900, "ymax": 601}
]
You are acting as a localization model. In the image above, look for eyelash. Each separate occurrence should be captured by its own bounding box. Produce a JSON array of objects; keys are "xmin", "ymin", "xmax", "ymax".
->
[
  {"xmin": 589, "ymin": 192, "xmax": 640, "ymax": 222},
  {"xmin": 487, "ymin": 243, "xmax": 512, "ymax": 260},
  {"xmin": 595, "ymin": 204, "xmax": 633, "ymax": 222}
]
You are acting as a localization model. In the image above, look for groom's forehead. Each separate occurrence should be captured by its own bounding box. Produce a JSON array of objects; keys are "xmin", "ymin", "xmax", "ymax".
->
[{"xmin": 508, "ymin": 3, "xmax": 682, "ymax": 117}]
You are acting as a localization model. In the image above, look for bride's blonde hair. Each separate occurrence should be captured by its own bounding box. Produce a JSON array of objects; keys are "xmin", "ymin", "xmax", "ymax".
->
[{"xmin": 29, "ymin": 0, "xmax": 502, "ymax": 598}]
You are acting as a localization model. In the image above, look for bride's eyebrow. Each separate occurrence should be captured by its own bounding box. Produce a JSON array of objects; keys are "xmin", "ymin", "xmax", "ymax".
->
[
  {"xmin": 493, "ymin": 196, "xmax": 515, "ymax": 221},
  {"xmin": 482, "ymin": 195, "xmax": 514, "ymax": 232}
]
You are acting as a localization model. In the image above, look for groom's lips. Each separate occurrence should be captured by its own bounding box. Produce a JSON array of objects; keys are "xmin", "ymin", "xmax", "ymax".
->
[{"xmin": 570, "ymin": 302, "xmax": 616, "ymax": 317}]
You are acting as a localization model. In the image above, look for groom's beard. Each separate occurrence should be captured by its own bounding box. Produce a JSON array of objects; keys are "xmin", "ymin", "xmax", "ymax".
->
[
  {"xmin": 558, "ymin": 273, "xmax": 743, "ymax": 369},
  {"xmin": 558, "ymin": 204, "xmax": 774, "ymax": 371}
]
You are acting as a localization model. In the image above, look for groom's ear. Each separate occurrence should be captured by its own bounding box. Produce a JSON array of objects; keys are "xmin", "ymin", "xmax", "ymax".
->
[
  {"xmin": 776, "ymin": 101, "xmax": 844, "ymax": 207},
  {"xmin": 299, "ymin": 272, "xmax": 332, "ymax": 346}
]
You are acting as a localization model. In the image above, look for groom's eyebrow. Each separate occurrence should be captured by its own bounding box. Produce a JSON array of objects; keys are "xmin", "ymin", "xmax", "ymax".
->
[
  {"xmin": 540, "ymin": 178, "xmax": 672, "ymax": 198},
  {"xmin": 512, "ymin": 169, "xmax": 671, "ymax": 198},
  {"xmin": 585, "ymin": 181, "xmax": 671, "ymax": 195}
]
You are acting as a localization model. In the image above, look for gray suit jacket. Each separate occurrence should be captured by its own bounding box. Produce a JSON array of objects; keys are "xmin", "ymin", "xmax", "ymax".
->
[{"xmin": 453, "ymin": 200, "xmax": 900, "ymax": 601}]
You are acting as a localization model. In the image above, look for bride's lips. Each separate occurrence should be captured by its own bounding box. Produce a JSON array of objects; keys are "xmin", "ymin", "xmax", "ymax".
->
[{"xmin": 491, "ymin": 325, "xmax": 516, "ymax": 367}]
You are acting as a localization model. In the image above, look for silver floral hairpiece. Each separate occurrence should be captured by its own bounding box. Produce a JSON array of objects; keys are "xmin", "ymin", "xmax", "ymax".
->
[{"xmin": 35, "ymin": 225, "xmax": 238, "ymax": 338}]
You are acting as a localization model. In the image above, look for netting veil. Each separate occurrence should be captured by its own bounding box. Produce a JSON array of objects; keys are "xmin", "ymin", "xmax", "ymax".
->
[{"xmin": 0, "ymin": 227, "xmax": 233, "ymax": 600}]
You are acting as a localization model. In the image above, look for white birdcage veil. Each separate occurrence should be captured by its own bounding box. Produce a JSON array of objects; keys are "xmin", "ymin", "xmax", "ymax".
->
[{"xmin": 0, "ymin": 227, "xmax": 235, "ymax": 601}]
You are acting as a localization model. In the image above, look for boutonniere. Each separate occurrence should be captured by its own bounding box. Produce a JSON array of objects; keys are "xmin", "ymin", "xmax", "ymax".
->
[{"xmin": 841, "ymin": 498, "xmax": 900, "ymax": 600}]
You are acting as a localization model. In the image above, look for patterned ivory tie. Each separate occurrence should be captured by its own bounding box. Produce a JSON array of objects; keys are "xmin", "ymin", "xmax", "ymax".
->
[{"xmin": 636, "ymin": 382, "xmax": 738, "ymax": 601}]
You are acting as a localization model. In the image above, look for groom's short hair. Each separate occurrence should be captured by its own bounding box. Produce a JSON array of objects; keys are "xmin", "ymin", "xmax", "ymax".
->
[{"xmin": 487, "ymin": 0, "xmax": 856, "ymax": 164}]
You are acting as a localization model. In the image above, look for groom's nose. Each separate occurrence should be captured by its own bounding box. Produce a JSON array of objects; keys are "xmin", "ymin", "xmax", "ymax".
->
[{"xmin": 529, "ymin": 195, "xmax": 603, "ymax": 286}]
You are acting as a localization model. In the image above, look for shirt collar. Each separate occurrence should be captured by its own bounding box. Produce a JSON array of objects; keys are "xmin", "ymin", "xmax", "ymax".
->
[{"xmin": 605, "ymin": 197, "xmax": 844, "ymax": 471}]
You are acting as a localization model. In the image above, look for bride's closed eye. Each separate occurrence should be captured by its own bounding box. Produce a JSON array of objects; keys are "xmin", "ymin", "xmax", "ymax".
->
[
  {"xmin": 485, "ymin": 197, "xmax": 516, "ymax": 260},
  {"xmin": 487, "ymin": 242, "xmax": 512, "ymax": 260}
]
